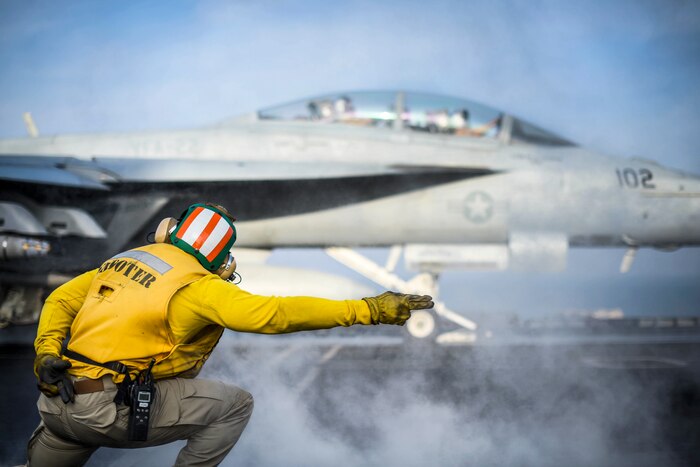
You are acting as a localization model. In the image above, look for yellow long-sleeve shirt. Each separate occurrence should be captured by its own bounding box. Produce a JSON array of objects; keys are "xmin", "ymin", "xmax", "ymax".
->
[{"xmin": 35, "ymin": 267, "xmax": 374, "ymax": 375}]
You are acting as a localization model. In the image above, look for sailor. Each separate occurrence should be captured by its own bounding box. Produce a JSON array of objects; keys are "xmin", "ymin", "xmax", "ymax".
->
[{"xmin": 26, "ymin": 202, "xmax": 433, "ymax": 466}]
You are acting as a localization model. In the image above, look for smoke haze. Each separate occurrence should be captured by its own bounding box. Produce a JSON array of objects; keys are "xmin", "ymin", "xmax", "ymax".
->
[
  {"xmin": 90, "ymin": 331, "xmax": 693, "ymax": 466},
  {"xmin": 1, "ymin": 0, "xmax": 698, "ymax": 310}
]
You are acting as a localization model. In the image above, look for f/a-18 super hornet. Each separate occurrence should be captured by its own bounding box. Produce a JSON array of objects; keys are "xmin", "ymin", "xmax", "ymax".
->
[{"xmin": 0, "ymin": 90, "xmax": 698, "ymax": 339}]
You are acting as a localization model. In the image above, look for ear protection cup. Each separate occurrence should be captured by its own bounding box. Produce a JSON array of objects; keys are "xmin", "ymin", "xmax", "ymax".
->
[
  {"xmin": 215, "ymin": 253, "xmax": 237, "ymax": 281},
  {"xmin": 155, "ymin": 218, "xmax": 178, "ymax": 244}
]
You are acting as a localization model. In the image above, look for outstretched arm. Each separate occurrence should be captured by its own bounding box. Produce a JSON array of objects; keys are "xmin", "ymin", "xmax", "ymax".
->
[{"xmin": 184, "ymin": 275, "xmax": 432, "ymax": 334}]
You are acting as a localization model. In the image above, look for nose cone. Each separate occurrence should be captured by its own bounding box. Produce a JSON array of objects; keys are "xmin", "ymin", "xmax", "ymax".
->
[
  {"xmin": 647, "ymin": 163, "xmax": 700, "ymax": 196},
  {"xmin": 626, "ymin": 164, "xmax": 700, "ymax": 246},
  {"xmin": 663, "ymin": 168, "xmax": 700, "ymax": 245},
  {"xmin": 675, "ymin": 168, "xmax": 700, "ymax": 191}
]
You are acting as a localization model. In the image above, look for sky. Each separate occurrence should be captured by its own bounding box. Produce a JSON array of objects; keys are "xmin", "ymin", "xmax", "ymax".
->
[{"xmin": 0, "ymin": 0, "xmax": 699, "ymax": 318}]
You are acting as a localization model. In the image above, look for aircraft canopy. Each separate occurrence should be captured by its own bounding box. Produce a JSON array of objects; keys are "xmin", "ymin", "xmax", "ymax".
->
[{"xmin": 258, "ymin": 91, "xmax": 573, "ymax": 146}]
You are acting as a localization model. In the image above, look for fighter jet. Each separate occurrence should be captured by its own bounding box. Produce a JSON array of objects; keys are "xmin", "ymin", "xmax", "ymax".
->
[{"xmin": 1, "ymin": 90, "xmax": 699, "ymax": 338}]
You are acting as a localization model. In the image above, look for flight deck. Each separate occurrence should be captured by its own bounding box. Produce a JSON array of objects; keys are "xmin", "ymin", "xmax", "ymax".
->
[{"xmin": 2, "ymin": 315, "xmax": 700, "ymax": 467}]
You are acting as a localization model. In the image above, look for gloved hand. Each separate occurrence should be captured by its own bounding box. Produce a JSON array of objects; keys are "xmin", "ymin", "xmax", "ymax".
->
[
  {"xmin": 34, "ymin": 354, "xmax": 74, "ymax": 403},
  {"xmin": 362, "ymin": 291, "xmax": 434, "ymax": 325}
]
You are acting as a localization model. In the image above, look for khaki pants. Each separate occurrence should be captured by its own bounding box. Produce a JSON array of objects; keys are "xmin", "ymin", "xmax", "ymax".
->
[{"xmin": 26, "ymin": 376, "xmax": 254, "ymax": 467}]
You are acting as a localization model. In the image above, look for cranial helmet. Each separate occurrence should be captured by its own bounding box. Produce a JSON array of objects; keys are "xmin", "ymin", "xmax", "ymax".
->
[{"xmin": 155, "ymin": 203, "xmax": 237, "ymax": 280}]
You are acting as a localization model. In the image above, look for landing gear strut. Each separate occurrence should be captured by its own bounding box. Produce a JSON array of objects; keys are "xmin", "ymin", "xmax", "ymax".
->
[{"xmin": 325, "ymin": 246, "xmax": 477, "ymax": 342}]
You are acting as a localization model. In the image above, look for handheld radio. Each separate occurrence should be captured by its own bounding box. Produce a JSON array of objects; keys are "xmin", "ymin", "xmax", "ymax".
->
[{"xmin": 128, "ymin": 359, "xmax": 156, "ymax": 441}]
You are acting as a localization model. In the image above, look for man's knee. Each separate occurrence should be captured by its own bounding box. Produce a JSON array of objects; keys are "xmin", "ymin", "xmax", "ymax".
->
[
  {"xmin": 218, "ymin": 388, "xmax": 253, "ymax": 449},
  {"xmin": 226, "ymin": 386, "xmax": 254, "ymax": 418},
  {"xmin": 241, "ymin": 391, "xmax": 254, "ymax": 417}
]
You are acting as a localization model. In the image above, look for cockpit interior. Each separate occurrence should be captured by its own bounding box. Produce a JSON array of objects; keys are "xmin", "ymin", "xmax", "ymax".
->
[{"xmin": 258, "ymin": 91, "xmax": 573, "ymax": 146}]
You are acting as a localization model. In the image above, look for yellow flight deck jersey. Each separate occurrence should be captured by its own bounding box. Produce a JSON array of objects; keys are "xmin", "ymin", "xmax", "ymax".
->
[{"xmin": 35, "ymin": 243, "xmax": 374, "ymax": 382}]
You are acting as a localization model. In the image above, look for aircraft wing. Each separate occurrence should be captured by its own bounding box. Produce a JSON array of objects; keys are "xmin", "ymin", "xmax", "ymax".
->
[
  {"xmin": 1, "ymin": 154, "xmax": 495, "ymax": 184},
  {"xmin": 0, "ymin": 155, "xmax": 117, "ymax": 190},
  {"xmin": 0, "ymin": 153, "xmax": 498, "ymax": 274}
]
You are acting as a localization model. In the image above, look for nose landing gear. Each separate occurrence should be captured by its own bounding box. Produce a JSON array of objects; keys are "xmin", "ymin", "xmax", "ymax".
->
[{"xmin": 325, "ymin": 246, "xmax": 477, "ymax": 343}]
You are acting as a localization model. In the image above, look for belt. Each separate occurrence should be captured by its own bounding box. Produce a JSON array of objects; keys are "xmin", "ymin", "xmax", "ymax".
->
[{"xmin": 73, "ymin": 378, "xmax": 105, "ymax": 395}]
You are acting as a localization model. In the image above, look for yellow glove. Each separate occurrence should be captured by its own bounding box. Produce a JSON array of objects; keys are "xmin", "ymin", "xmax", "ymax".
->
[
  {"xmin": 34, "ymin": 354, "xmax": 74, "ymax": 403},
  {"xmin": 362, "ymin": 291, "xmax": 434, "ymax": 325}
]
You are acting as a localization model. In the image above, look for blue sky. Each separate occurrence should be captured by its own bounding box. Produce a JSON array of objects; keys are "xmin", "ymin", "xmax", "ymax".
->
[{"xmin": 1, "ymin": 0, "xmax": 698, "ymax": 317}]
